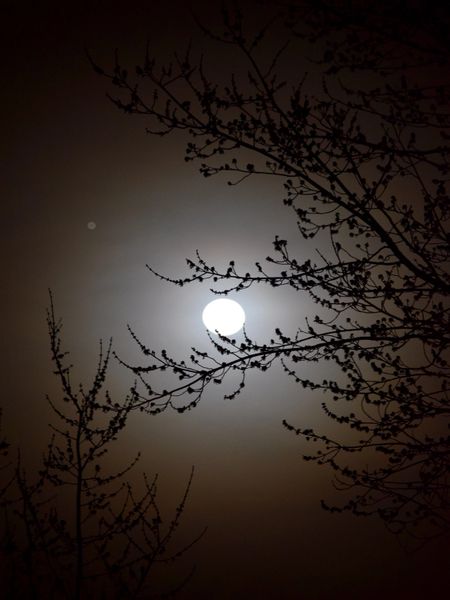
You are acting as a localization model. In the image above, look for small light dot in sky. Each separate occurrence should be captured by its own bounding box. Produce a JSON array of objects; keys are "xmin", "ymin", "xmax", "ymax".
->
[{"xmin": 87, "ymin": 221, "xmax": 97, "ymax": 230}]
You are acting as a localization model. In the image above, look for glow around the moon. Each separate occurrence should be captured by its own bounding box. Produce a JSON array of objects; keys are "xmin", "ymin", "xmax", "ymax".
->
[
  {"xmin": 202, "ymin": 299, "xmax": 245, "ymax": 336},
  {"xmin": 87, "ymin": 221, "xmax": 96, "ymax": 230}
]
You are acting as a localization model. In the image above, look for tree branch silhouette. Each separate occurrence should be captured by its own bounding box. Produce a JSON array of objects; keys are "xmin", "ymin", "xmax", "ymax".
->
[
  {"xmin": 0, "ymin": 294, "xmax": 205, "ymax": 598},
  {"xmin": 93, "ymin": 0, "xmax": 449, "ymax": 540}
]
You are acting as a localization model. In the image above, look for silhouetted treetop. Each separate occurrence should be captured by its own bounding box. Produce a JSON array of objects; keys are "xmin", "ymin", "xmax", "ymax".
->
[
  {"xmin": 94, "ymin": 0, "xmax": 449, "ymax": 541},
  {"xmin": 0, "ymin": 296, "xmax": 204, "ymax": 599}
]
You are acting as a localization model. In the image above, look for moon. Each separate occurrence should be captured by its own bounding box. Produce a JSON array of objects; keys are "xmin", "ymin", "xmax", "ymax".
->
[{"xmin": 202, "ymin": 299, "xmax": 245, "ymax": 336}]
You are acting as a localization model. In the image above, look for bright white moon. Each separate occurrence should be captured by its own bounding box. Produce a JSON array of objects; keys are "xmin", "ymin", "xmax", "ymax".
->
[{"xmin": 202, "ymin": 299, "xmax": 245, "ymax": 336}]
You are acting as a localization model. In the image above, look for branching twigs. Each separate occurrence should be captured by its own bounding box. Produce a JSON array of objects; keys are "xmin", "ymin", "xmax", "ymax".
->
[
  {"xmin": 0, "ymin": 294, "xmax": 204, "ymax": 598},
  {"xmin": 92, "ymin": 1, "xmax": 450, "ymax": 540}
]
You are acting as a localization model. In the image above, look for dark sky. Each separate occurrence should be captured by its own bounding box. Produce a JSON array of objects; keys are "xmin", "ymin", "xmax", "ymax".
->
[{"xmin": 1, "ymin": 1, "xmax": 449, "ymax": 598}]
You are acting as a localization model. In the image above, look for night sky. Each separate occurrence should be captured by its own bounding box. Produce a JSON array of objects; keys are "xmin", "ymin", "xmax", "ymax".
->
[{"xmin": 2, "ymin": 1, "xmax": 449, "ymax": 598}]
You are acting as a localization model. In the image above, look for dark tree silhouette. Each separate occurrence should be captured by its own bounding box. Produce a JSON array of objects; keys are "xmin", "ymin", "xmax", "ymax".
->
[
  {"xmin": 0, "ymin": 296, "xmax": 204, "ymax": 599},
  {"xmin": 93, "ymin": 1, "xmax": 450, "ymax": 540}
]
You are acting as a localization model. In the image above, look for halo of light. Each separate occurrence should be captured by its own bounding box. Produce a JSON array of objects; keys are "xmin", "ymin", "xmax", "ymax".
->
[
  {"xmin": 87, "ymin": 221, "xmax": 96, "ymax": 230},
  {"xmin": 202, "ymin": 299, "xmax": 245, "ymax": 336}
]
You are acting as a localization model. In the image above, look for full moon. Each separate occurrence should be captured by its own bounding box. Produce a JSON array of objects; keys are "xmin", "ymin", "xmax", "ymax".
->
[{"xmin": 202, "ymin": 299, "xmax": 245, "ymax": 336}]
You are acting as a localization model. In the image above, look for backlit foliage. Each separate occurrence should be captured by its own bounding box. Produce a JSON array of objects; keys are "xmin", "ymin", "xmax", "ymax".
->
[
  {"xmin": 0, "ymin": 296, "xmax": 203, "ymax": 599},
  {"xmin": 96, "ymin": 1, "xmax": 449, "ymax": 540}
]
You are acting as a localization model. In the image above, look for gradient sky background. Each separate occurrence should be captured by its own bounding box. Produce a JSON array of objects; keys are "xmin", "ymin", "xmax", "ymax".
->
[{"xmin": 2, "ymin": 1, "xmax": 449, "ymax": 598}]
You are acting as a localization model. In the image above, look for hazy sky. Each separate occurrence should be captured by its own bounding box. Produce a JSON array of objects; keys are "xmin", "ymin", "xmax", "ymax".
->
[{"xmin": 2, "ymin": 1, "xmax": 449, "ymax": 598}]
